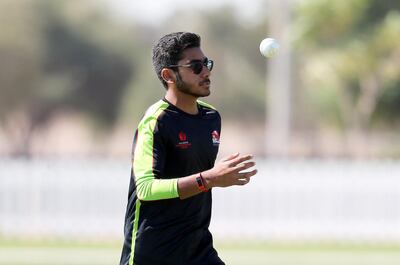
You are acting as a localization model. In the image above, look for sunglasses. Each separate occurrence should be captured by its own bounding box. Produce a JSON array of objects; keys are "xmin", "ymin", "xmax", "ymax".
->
[{"xmin": 168, "ymin": 58, "xmax": 214, "ymax": 75}]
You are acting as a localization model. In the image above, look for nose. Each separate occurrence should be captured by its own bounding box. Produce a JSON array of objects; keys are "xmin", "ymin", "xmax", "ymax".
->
[{"xmin": 201, "ymin": 65, "xmax": 211, "ymax": 77}]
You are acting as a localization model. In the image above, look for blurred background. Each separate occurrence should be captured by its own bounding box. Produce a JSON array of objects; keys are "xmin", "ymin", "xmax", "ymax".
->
[{"xmin": 1, "ymin": 0, "xmax": 400, "ymax": 264}]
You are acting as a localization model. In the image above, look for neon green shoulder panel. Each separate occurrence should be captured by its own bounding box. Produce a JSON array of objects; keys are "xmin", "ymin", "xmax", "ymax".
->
[
  {"xmin": 197, "ymin": 100, "xmax": 216, "ymax": 110},
  {"xmin": 133, "ymin": 100, "xmax": 179, "ymax": 201}
]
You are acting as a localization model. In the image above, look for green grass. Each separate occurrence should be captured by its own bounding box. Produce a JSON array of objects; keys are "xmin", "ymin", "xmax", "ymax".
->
[
  {"xmin": 1, "ymin": 239, "xmax": 400, "ymax": 265},
  {"xmin": 215, "ymin": 241, "xmax": 400, "ymax": 265}
]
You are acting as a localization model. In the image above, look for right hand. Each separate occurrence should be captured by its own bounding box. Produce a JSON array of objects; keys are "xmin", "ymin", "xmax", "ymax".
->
[{"xmin": 202, "ymin": 152, "xmax": 258, "ymax": 188}]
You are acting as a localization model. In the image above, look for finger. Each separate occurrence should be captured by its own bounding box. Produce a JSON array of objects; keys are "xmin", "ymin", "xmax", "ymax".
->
[
  {"xmin": 239, "ymin": 169, "xmax": 258, "ymax": 178},
  {"xmin": 234, "ymin": 177, "xmax": 250, "ymax": 186},
  {"xmin": 234, "ymin": 161, "xmax": 256, "ymax": 172},
  {"xmin": 238, "ymin": 169, "xmax": 257, "ymax": 178},
  {"xmin": 221, "ymin": 152, "xmax": 240, "ymax": 162},
  {"xmin": 228, "ymin": 154, "xmax": 253, "ymax": 167}
]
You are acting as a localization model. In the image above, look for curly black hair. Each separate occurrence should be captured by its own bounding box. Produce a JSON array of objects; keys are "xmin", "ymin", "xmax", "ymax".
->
[{"xmin": 152, "ymin": 32, "xmax": 201, "ymax": 88}]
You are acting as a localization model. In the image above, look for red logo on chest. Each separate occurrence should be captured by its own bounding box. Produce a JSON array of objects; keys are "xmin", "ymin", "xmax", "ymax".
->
[
  {"xmin": 176, "ymin": 131, "xmax": 191, "ymax": 149},
  {"xmin": 212, "ymin": 130, "xmax": 220, "ymax": 145},
  {"xmin": 178, "ymin": 131, "xmax": 187, "ymax": 141}
]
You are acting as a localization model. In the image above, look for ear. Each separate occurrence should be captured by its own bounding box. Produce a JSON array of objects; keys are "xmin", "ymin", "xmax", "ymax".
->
[{"xmin": 161, "ymin": 68, "xmax": 176, "ymax": 84}]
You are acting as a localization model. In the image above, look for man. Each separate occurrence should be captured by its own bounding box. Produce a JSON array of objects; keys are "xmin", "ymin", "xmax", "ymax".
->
[{"xmin": 120, "ymin": 32, "xmax": 257, "ymax": 265}]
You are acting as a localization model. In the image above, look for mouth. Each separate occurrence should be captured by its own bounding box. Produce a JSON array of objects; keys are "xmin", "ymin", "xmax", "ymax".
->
[{"xmin": 200, "ymin": 80, "xmax": 211, "ymax": 87}]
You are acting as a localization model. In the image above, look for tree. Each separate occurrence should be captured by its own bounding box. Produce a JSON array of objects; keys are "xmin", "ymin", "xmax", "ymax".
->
[
  {"xmin": 0, "ymin": 0, "xmax": 134, "ymax": 156},
  {"xmin": 294, "ymin": 0, "xmax": 400, "ymax": 156}
]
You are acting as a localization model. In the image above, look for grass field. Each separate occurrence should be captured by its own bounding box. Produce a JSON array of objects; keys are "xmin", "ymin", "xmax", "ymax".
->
[{"xmin": 1, "ymin": 240, "xmax": 400, "ymax": 265}]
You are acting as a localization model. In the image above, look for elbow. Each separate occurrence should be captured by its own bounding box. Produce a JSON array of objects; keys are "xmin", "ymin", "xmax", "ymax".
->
[{"xmin": 136, "ymin": 181, "xmax": 152, "ymax": 201}]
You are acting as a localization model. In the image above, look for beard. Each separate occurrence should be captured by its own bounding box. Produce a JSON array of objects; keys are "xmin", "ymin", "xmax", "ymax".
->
[{"xmin": 175, "ymin": 72, "xmax": 210, "ymax": 98}]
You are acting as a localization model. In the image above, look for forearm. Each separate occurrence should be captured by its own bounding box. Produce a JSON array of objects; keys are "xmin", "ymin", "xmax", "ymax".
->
[
  {"xmin": 177, "ymin": 171, "xmax": 212, "ymax": 200},
  {"xmin": 135, "ymin": 174, "xmax": 179, "ymax": 201},
  {"xmin": 135, "ymin": 170, "xmax": 211, "ymax": 201}
]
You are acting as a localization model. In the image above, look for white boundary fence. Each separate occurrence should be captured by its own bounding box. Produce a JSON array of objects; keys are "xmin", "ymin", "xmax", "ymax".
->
[{"xmin": 1, "ymin": 158, "xmax": 400, "ymax": 242}]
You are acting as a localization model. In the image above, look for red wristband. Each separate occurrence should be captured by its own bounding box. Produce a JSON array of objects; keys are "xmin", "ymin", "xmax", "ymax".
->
[{"xmin": 196, "ymin": 173, "xmax": 208, "ymax": 192}]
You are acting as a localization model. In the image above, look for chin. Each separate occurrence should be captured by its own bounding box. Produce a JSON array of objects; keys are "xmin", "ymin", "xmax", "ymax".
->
[{"xmin": 199, "ymin": 90, "xmax": 211, "ymax": 97}]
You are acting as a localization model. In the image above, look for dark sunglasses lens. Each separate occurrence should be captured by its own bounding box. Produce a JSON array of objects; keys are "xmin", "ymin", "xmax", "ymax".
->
[
  {"xmin": 189, "ymin": 59, "xmax": 213, "ymax": 74},
  {"xmin": 191, "ymin": 62, "xmax": 203, "ymax": 74},
  {"xmin": 206, "ymin": 60, "xmax": 213, "ymax": 71}
]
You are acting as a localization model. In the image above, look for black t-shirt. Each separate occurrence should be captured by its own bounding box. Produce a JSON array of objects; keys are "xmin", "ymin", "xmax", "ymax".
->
[{"xmin": 120, "ymin": 99, "xmax": 224, "ymax": 265}]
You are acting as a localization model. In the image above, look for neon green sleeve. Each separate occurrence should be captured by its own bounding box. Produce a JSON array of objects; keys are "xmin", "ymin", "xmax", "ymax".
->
[{"xmin": 133, "ymin": 108, "xmax": 179, "ymax": 201}]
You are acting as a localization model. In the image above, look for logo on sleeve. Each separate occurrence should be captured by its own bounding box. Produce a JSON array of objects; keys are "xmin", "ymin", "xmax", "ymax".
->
[
  {"xmin": 176, "ymin": 131, "xmax": 191, "ymax": 149},
  {"xmin": 211, "ymin": 130, "xmax": 220, "ymax": 146}
]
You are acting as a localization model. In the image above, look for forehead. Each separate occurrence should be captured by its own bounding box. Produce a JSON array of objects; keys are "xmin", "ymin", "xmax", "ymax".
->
[{"xmin": 180, "ymin": 47, "xmax": 205, "ymax": 62}]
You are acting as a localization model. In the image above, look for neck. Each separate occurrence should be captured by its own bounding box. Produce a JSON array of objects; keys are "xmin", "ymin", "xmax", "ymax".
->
[{"xmin": 165, "ymin": 89, "xmax": 198, "ymax": 115}]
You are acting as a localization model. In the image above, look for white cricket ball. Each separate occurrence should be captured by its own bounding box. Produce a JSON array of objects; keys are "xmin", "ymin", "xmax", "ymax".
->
[{"xmin": 259, "ymin": 38, "xmax": 280, "ymax": 58}]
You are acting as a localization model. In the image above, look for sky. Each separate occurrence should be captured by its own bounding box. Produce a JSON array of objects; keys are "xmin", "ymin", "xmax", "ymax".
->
[{"xmin": 100, "ymin": 0, "xmax": 266, "ymax": 25}]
